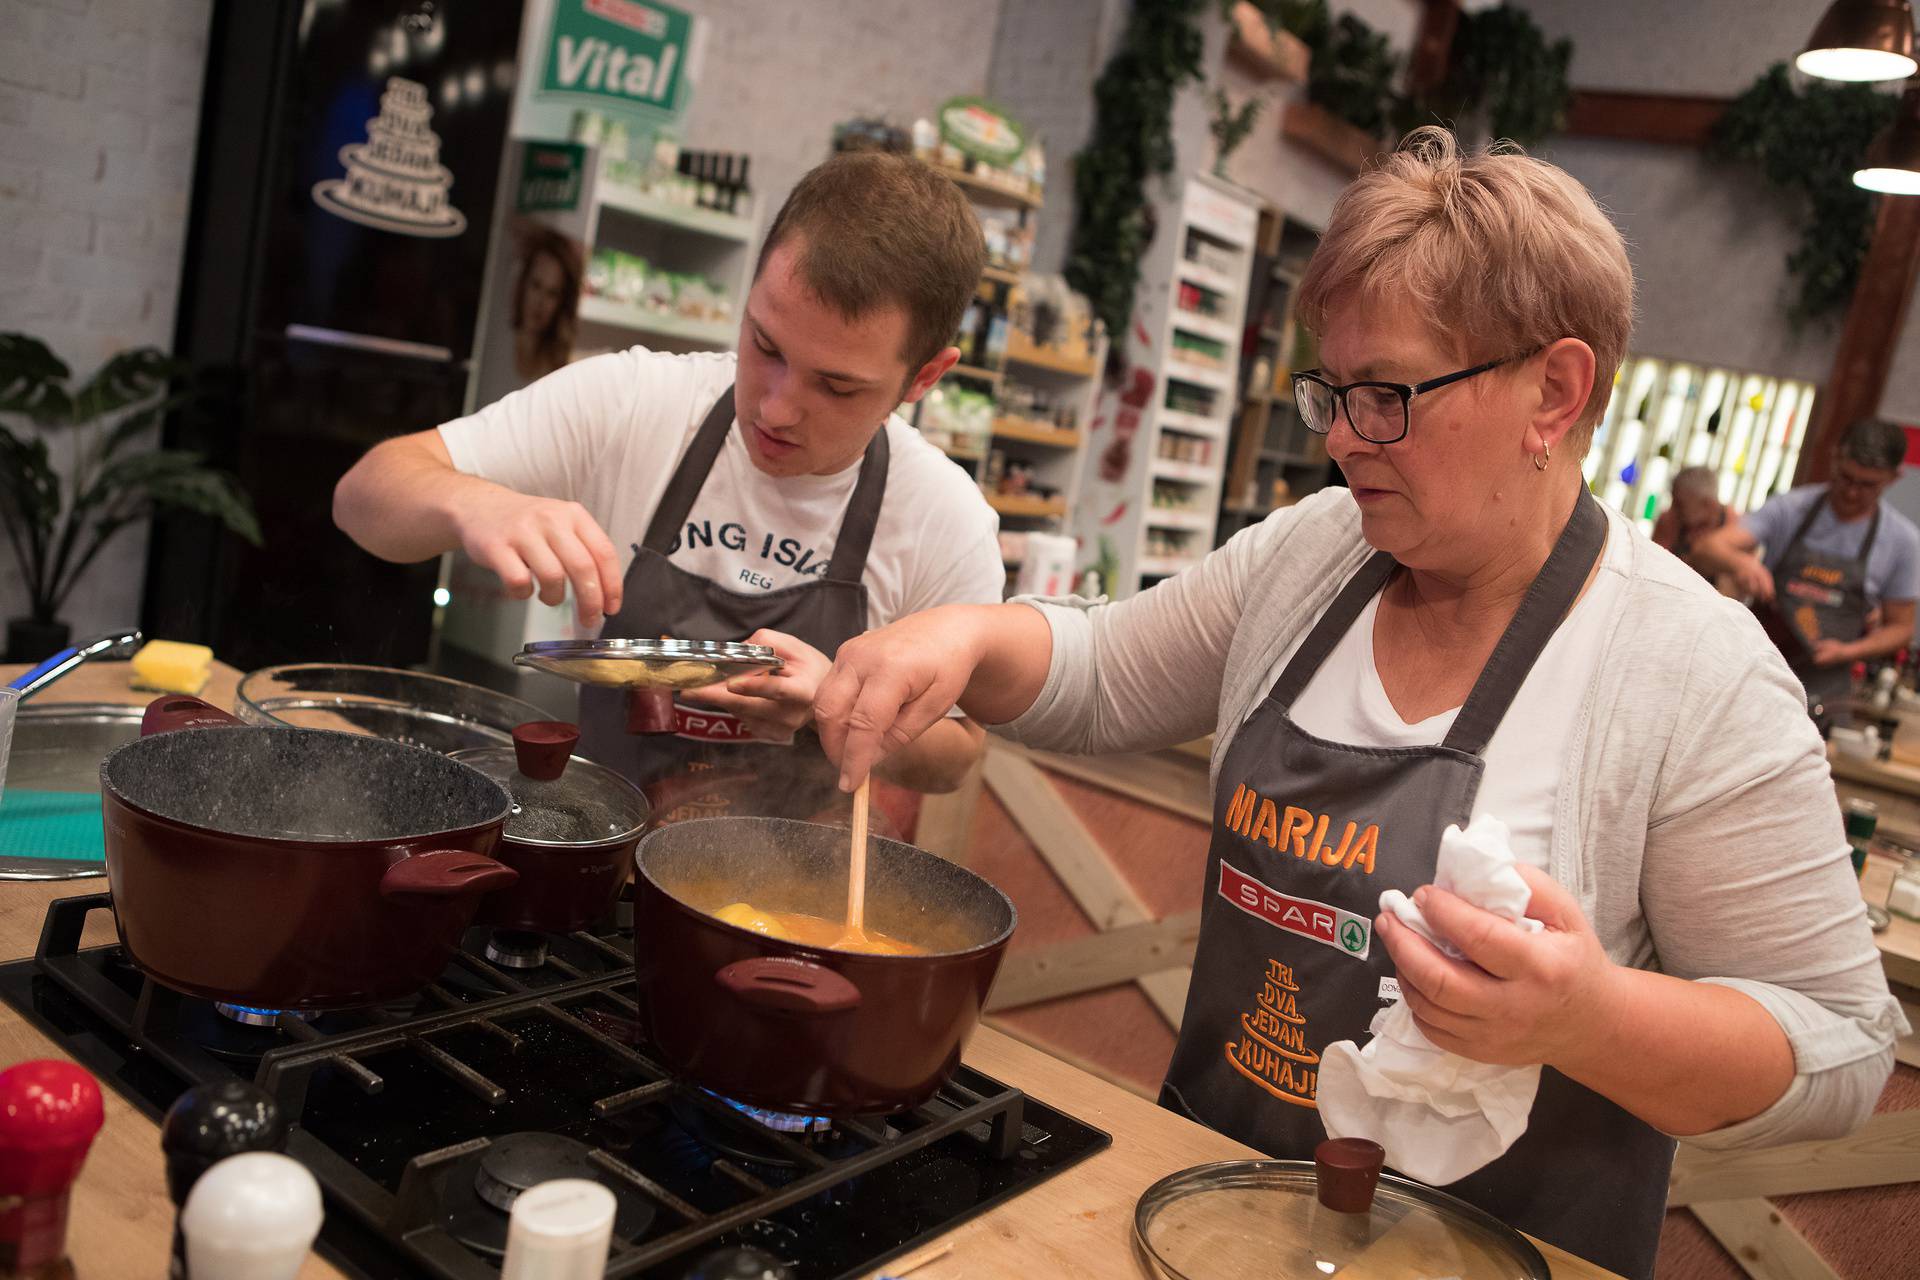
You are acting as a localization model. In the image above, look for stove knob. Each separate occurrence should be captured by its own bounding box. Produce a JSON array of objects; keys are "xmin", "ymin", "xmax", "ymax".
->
[
  {"xmin": 682, "ymin": 1246, "xmax": 797, "ymax": 1280},
  {"xmin": 501, "ymin": 1178, "xmax": 617, "ymax": 1280},
  {"xmin": 161, "ymin": 1081, "xmax": 287, "ymax": 1279},
  {"xmin": 179, "ymin": 1151, "xmax": 321, "ymax": 1280}
]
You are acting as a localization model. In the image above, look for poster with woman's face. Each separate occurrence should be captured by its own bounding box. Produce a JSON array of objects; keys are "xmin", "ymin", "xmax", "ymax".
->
[{"xmin": 510, "ymin": 221, "xmax": 585, "ymax": 382}]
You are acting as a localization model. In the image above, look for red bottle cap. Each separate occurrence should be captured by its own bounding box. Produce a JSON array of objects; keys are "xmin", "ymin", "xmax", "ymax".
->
[{"xmin": 0, "ymin": 1060, "xmax": 104, "ymax": 1197}]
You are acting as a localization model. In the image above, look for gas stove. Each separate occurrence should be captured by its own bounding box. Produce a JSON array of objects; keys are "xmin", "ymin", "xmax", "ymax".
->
[{"xmin": 0, "ymin": 895, "xmax": 1110, "ymax": 1279}]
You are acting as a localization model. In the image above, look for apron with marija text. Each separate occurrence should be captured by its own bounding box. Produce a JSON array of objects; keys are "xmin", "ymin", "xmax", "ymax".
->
[
  {"xmin": 1159, "ymin": 493, "xmax": 1673, "ymax": 1279},
  {"xmin": 577, "ymin": 386, "xmax": 886, "ymax": 825}
]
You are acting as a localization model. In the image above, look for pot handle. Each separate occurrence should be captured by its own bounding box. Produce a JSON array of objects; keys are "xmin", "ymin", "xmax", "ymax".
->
[
  {"xmin": 715, "ymin": 957, "xmax": 861, "ymax": 1015},
  {"xmin": 379, "ymin": 851, "xmax": 520, "ymax": 900},
  {"xmin": 141, "ymin": 695, "xmax": 244, "ymax": 736}
]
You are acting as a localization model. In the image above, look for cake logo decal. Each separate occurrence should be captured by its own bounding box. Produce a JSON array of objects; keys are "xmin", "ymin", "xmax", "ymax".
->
[{"xmin": 312, "ymin": 77, "xmax": 467, "ymax": 239}]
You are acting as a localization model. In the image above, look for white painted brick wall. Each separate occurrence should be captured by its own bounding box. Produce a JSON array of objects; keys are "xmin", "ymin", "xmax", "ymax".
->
[{"xmin": 0, "ymin": 0, "xmax": 212, "ymax": 642}]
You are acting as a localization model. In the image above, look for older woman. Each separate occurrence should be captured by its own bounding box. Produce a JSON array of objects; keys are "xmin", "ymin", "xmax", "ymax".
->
[{"xmin": 814, "ymin": 130, "xmax": 1902, "ymax": 1277}]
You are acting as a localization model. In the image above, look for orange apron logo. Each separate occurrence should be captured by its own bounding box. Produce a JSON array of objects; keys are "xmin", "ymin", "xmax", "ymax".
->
[
  {"xmin": 1222, "ymin": 784, "xmax": 1380, "ymax": 875},
  {"xmin": 1225, "ymin": 957, "xmax": 1320, "ymax": 1107}
]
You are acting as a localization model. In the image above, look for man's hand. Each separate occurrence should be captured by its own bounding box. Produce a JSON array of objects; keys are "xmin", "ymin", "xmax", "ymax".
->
[
  {"xmin": 1732, "ymin": 556, "xmax": 1775, "ymax": 604},
  {"xmin": 680, "ymin": 629, "xmax": 829, "ymax": 743},
  {"xmin": 1810, "ymin": 637, "xmax": 1855, "ymax": 667},
  {"xmin": 451, "ymin": 489, "xmax": 624, "ymax": 629}
]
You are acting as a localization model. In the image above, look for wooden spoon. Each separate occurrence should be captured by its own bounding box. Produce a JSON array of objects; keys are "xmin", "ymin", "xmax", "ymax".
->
[{"xmin": 837, "ymin": 776, "xmax": 872, "ymax": 949}]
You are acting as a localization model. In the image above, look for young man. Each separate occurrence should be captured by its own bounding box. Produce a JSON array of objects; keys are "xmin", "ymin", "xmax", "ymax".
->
[
  {"xmin": 1694, "ymin": 418, "xmax": 1920, "ymax": 709},
  {"xmin": 333, "ymin": 152, "xmax": 1003, "ymax": 817}
]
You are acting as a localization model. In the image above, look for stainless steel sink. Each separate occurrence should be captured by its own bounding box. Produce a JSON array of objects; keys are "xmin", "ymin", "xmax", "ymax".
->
[{"xmin": 0, "ymin": 702, "xmax": 138, "ymax": 879}]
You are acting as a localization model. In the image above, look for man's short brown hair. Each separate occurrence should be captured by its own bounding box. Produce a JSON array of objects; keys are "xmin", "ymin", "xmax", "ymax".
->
[{"xmin": 755, "ymin": 152, "xmax": 986, "ymax": 374}]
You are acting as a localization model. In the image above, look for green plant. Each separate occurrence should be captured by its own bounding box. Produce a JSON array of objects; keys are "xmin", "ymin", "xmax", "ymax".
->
[
  {"xmin": 1431, "ymin": 4, "xmax": 1572, "ymax": 146},
  {"xmin": 1210, "ymin": 87, "xmax": 1264, "ymax": 176},
  {"xmin": 1710, "ymin": 63, "xmax": 1899, "ymax": 324},
  {"xmin": 0, "ymin": 334, "xmax": 261, "ymax": 623},
  {"xmin": 1308, "ymin": 12, "xmax": 1400, "ymax": 136},
  {"xmin": 1065, "ymin": 0, "xmax": 1209, "ymax": 347}
]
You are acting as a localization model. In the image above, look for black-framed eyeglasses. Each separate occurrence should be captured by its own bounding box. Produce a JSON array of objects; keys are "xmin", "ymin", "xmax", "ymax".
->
[{"xmin": 1291, "ymin": 349, "xmax": 1541, "ymax": 445}]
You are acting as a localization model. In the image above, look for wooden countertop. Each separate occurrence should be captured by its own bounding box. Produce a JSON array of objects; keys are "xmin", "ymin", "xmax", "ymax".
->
[{"xmin": 0, "ymin": 662, "xmax": 1617, "ymax": 1280}]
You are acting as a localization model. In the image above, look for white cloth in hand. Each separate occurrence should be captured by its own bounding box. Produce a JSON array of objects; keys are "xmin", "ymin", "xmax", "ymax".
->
[{"xmin": 1317, "ymin": 815, "xmax": 1544, "ymax": 1186}]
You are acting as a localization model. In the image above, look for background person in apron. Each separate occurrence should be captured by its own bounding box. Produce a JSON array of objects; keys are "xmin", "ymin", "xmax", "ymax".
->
[
  {"xmin": 1651, "ymin": 465, "xmax": 1731, "ymax": 589},
  {"xmin": 812, "ymin": 130, "xmax": 1903, "ymax": 1279},
  {"xmin": 1693, "ymin": 418, "xmax": 1920, "ymax": 714},
  {"xmin": 334, "ymin": 152, "xmax": 1005, "ymax": 816}
]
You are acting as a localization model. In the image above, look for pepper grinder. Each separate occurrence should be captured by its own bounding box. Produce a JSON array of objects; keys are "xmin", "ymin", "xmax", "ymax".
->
[
  {"xmin": 179, "ymin": 1153, "xmax": 321, "ymax": 1280},
  {"xmin": 0, "ymin": 1061, "xmax": 103, "ymax": 1280},
  {"xmin": 160, "ymin": 1081, "xmax": 288, "ymax": 1280}
]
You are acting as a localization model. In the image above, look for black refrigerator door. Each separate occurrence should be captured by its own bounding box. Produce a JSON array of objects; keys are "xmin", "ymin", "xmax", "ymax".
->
[
  {"xmin": 259, "ymin": 0, "xmax": 522, "ymax": 356},
  {"xmin": 212, "ymin": 336, "xmax": 467, "ymax": 671},
  {"xmin": 149, "ymin": 0, "xmax": 524, "ymax": 669}
]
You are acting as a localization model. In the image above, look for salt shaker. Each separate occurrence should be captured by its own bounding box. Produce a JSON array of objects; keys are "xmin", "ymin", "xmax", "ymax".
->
[
  {"xmin": 160, "ymin": 1081, "xmax": 287, "ymax": 1279},
  {"xmin": 500, "ymin": 1179, "xmax": 616, "ymax": 1280},
  {"xmin": 0, "ymin": 1060, "xmax": 104, "ymax": 1280},
  {"xmin": 179, "ymin": 1152, "xmax": 321, "ymax": 1280}
]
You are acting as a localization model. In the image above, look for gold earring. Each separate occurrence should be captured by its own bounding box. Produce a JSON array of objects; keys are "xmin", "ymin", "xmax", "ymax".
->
[{"xmin": 1533, "ymin": 442, "xmax": 1550, "ymax": 472}]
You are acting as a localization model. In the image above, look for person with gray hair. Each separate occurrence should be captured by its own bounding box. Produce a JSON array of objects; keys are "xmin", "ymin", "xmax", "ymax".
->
[
  {"xmin": 1651, "ymin": 465, "xmax": 1731, "ymax": 579},
  {"xmin": 1694, "ymin": 418, "xmax": 1920, "ymax": 707}
]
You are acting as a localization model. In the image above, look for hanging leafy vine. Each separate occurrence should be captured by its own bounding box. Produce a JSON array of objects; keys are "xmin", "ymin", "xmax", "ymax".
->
[
  {"xmin": 1427, "ymin": 4, "xmax": 1573, "ymax": 145},
  {"xmin": 1709, "ymin": 63, "xmax": 1898, "ymax": 325},
  {"xmin": 1064, "ymin": 0, "xmax": 1209, "ymax": 348}
]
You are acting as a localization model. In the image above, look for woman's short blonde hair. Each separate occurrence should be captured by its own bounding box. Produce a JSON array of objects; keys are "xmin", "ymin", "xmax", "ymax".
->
[{"xmin": 1296, "ymin": 127, "xmax": 1634, "ymax": 437}]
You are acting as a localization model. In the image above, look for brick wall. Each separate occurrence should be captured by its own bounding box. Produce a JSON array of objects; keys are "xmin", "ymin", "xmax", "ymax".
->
[{"xmin": 0, "ymin": 0, "xmax": 212, "ymax": 639}]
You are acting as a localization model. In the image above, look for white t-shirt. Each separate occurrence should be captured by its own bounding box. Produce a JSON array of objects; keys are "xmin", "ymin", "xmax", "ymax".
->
[
  {"xmin": 437, "ymin": 349, "xmax": 1004, "ymax": 630},
  {"xmin": 1277, "ymin": 525, "xmax": 1629, "ymax": 869}
]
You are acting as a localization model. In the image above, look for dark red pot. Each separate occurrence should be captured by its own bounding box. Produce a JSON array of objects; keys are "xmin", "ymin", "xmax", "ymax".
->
[
  {"xmin": 453, "ymin": 723, "xmax": 651, "ymax": 935},
  {"xmin": 99, "ymin": 697, "xmax": 517, "ymax": 1010},
  {"xmin": 633, "ymin": 816, "xmax": 1016, "ymax": 1117}
]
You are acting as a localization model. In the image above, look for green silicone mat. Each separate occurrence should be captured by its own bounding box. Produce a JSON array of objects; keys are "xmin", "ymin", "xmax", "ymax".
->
[{"xmin": 0, "ymin": 789, "xmax": 106, "ymax": 861}]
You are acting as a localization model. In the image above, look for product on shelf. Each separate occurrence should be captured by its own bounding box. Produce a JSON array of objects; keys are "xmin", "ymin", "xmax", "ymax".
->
[
  {"xmin": 591, "ymin": 123, "xmax": 755, "ymax": 220},
  {"xmin": 1176, "ymin": 281, "xmax": 1224, "ymax": 319},
  {"xmin": 1165, "ymin": 383, "xmax": 1215, "ymax": 415},
  {"xmin": 1182, "ymin": 232, "xmax": 1239, "ymax": 277},
  {"xmin": 582, "ymin": 248, "xmax": 735, "ymax": 327},
  {"xmin": 1171, "ymin": 332, "xmax": 1228, "ymax": 369},
  {"xmin": 920, "ymin": 383, "xmax": 994, "ymax": 457},
  {"xmin": 1005, "ymin": 276, "xmax": 1101, "ymax": 366},
  {"xmin": 996, "ymin": 382, "xmax": 1080, "ymax": 432},
  {"xmin": 978, "ymin": 208, "xmax": 1035, "ymax": 273},
  {"xmin": 1157, "ymin": 433, "xmax": 1213, "ymax": 465}
]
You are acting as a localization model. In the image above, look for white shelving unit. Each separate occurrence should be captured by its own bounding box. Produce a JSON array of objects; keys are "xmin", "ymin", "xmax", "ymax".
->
[
  {"xmin": 573, "ymin": 148, "xmax": 755, "ymax": 358},
  {"xmin": 1073, "ymin": 174, "xmax": 1260, "ymax": 593}
]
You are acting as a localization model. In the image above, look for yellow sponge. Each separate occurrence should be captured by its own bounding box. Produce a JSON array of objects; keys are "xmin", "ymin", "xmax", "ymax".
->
[{"xmin": 130, "ymin": 640, "xmax": 213, "ymax": 695}]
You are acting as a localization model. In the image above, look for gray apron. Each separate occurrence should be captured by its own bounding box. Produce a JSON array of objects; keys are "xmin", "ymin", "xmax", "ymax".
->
[
  {"xmin": 1160, "ymin": 493, "xmax": 1674, "ymax": 1279},
  {"xmin": 577, "ymin": 386, "xmax": 887, "ymax": 824},
  {"xmin": 1760, "ymin": 489, "xmax": 1879, "ymax": 711}
]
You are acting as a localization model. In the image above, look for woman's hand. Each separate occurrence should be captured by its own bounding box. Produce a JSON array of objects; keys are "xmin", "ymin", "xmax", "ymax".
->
[
  {"xmin": 814, "ymin": 606, "xmax": 992, "ymax": 789},
  {"xmin": 1732, "ymin": 556, "xmax": 1775, "ymax": 604},
  {"xmin": 1376, "ymin": 864, "xmax": 1623, "ymax": 1069},
  {"xmin": 680, "ymin": 629, "xmax": 829, "ymax": 742}
]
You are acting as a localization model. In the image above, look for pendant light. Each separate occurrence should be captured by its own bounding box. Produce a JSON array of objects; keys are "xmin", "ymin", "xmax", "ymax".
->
[
  {"xmin": 1799, "ymin": 0, "xmax": 1918, "ymax": 81},
  {"xmin": 1856, "ymin": 86, "xmax": 1920, "ymax": 192}
]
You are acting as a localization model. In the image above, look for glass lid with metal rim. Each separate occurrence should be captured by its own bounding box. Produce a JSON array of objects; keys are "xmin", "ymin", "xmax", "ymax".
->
[
  {"xmin": 514, "ymin": 638, "xmax": 781, "ymax": 690},
  {"xmin": 1136, "ymin": 1140, "xmax": 1550, "ymax": 1280},
  {"xmin": 450, "ymin": 722, "xmax": 649, "ymax": 846}
]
